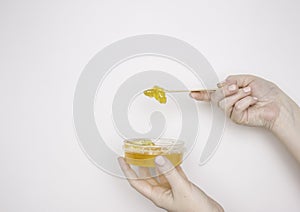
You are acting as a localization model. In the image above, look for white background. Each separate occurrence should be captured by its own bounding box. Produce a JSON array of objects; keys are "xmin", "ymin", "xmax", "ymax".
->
[{"xmin": 1, "ymin": 0, "xmax": 300, "ymax": 211}]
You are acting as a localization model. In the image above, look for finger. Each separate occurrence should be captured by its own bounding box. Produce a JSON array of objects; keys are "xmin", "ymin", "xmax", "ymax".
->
[
  {"xmin": 154, "ymin": 156, "xmax": 188, "ymax": 192},
  {"xmin": 138, "ymin": 167, "xmax": 158, "ymax": 185},
  {"xmin": 210, "ymin": 83, "xmax": 239, "ymax": 104},
  {"xmin": 190, "ymin": 90, "xmax": 214, "ymax": 101},
  {"xmin": 217, "ymin": 80, "xmax": 227, "ymax": 88},
  {"xmin": 225, "ymin": 75, "xmax": 256, "ymax": 88},
  {"xmin": 218, "ymin": 87, "xmax": 252, "ymax": 116},
  {"xmin": 156, "ymin": 166, "xmax": 188, "ymax": 187},
  {"xmin": 231, "ymin": 96, "xmax": 258, "ymax": 124},
  {"xmin": 138, "ymin": 167, "xmax": 151, "ymax": 178},
  {"xmin": 190, "ymin": 83, "xmax": 238, "ymax": 102},
  {"xmin": 118, "ymin": 157, "xmax": 154, "ymax": 198},
  {"xmin": 155, "ymin": 168, "xmax": 170, "ymax": 187},
  {"xmin": 176, "ymin": 166, "xmax": 189, "ymax": 181}
]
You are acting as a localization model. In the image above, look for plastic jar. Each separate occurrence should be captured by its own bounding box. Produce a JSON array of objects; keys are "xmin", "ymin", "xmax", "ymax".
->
[{"xmin": 123, "ymin": 138, "xmax": 185, "ymax": 167}]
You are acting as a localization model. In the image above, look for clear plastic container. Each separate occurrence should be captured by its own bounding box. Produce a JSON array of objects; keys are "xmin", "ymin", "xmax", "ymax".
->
[{"xmin": 123, "ymin": 138, "xmax": 185, "ymax": 167}]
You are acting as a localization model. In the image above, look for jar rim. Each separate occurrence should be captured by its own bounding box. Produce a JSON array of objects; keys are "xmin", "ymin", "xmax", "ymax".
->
[
  {"xmin": 123, "ymin": 138, "xmax": 185, "ymax": 155},
  {"xmin": 124, "ymin": 137, "xmax": 184, "ymax": 147}
]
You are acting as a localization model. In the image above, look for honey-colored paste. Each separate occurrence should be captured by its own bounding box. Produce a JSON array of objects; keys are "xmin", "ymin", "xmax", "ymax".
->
[
  {"xmin": 143, "ymin": 86, "xmax": 167, "ymax": 104},
  {"xmin": 124, "ymin": 139, "xmax": 182, "ymax": 167}
]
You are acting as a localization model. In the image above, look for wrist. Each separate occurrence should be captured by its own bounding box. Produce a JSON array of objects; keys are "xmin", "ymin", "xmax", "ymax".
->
[{"xmin": 271, "ymin": 90, "xmax": 300, "ymax": 140}]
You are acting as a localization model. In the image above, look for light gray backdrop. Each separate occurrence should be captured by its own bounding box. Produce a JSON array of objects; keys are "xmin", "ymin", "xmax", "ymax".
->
[{"xmin": 1, "ymin": 0, "xmax": 300, "ymax": 212}]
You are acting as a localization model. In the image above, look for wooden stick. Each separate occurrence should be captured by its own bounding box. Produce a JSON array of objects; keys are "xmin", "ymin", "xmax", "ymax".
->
[{"xmin": 166, "ymin": 89, "xmax": 216, "ymax": 93}]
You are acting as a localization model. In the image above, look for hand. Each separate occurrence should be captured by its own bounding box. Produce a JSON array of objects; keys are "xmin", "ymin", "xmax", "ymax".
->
[
  {"xmin": 191, "ymin": 74, "xmax": 300, "ymax": 163},
  {"xmin": 118, "ymin": 156, "xmax": 224, "ymax": 212},
  {"xmin": 190, "ymin": 75, "xmax": 285, "ymax": 131}
]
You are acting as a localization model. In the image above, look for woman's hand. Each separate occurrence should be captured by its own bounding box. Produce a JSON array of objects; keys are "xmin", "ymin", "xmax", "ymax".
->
[
  {"xmin": 190, "ymin": 74, "xmax": 300, "ymax": 163},
  {"xmin": 118, "ymin": 156, "xmax": 224, "ymax": 212},
  {"xmin": 190, "ymin": 75, "xmax": 284, "ymax": 130}
]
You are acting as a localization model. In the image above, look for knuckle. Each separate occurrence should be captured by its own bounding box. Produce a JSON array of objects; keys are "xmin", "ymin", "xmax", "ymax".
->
[
  {"xmin": 226, "ymin": 75, "xmax": 234, "ymax": 81},
  {"xmin": 232, "ymin": 116, "xmax": 241, "ymax": 124},
  {"xmin": 225, "ymin": 106, "xmax": 233, "ymax": 116},
  {"xmin": 230, "ymin": 110, "xmax": 239, "ymax": 122},
  {"xmin": 217, "ymin": 100, "xmax": 222, "ymax": 109},
  {"xmin": 234, "ymin": 102, "xmax": 242, "ymax": 111}
]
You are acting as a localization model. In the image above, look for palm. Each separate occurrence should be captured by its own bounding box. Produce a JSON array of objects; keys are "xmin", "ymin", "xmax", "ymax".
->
[
  {"xmin": 118, "ymin": 157, "xmax": 224, "ymax": 212},
  {"xmin": 138, "ymin": 167, "xmax": 219, "ymax": 212}
]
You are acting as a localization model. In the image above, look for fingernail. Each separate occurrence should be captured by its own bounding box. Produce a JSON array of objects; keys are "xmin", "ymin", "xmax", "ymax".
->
[
  {"xmin": 117, "ymin": 157, "xmax": 125, "ymax": 165},
  {"xmin": 243, "ymin": 87, "xmax": 251, "ymax": 93},
  {"xmin": 228, "ymin": 84, "xmax": 237, "ymax": 91},
  {"xmin": 155, "ymin": 156, "xmax": 165, "ymax": 166},
  {"xmin": 253, "ymin": 96, "xmax": 258, "ymax": 101},
  {"xmin": 189, "ymin": 92, "xmax": 197, "ymax": 98},
  {"xmin": 217, "ymin": 80, "xmax": 226, "ymax": 88}
]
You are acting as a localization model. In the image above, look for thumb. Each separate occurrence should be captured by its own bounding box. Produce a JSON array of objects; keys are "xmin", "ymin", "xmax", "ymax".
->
[
  {"xmin": 155, "ymin": 156, "xmax": 188, "ymax": 191},
  {"xmin": 190, "ymin": 90, "xmax": 214, "ymax": 101}
]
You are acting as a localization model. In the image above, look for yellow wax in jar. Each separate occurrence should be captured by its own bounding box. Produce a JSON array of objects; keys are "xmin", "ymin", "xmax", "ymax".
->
[
  {"xmin": 123, "ymin": 139, "xmax": 183, "ymax": 167},
  {"xmin": 125, "ymin": 152, "xmax": 182, "ymax": 167}
]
